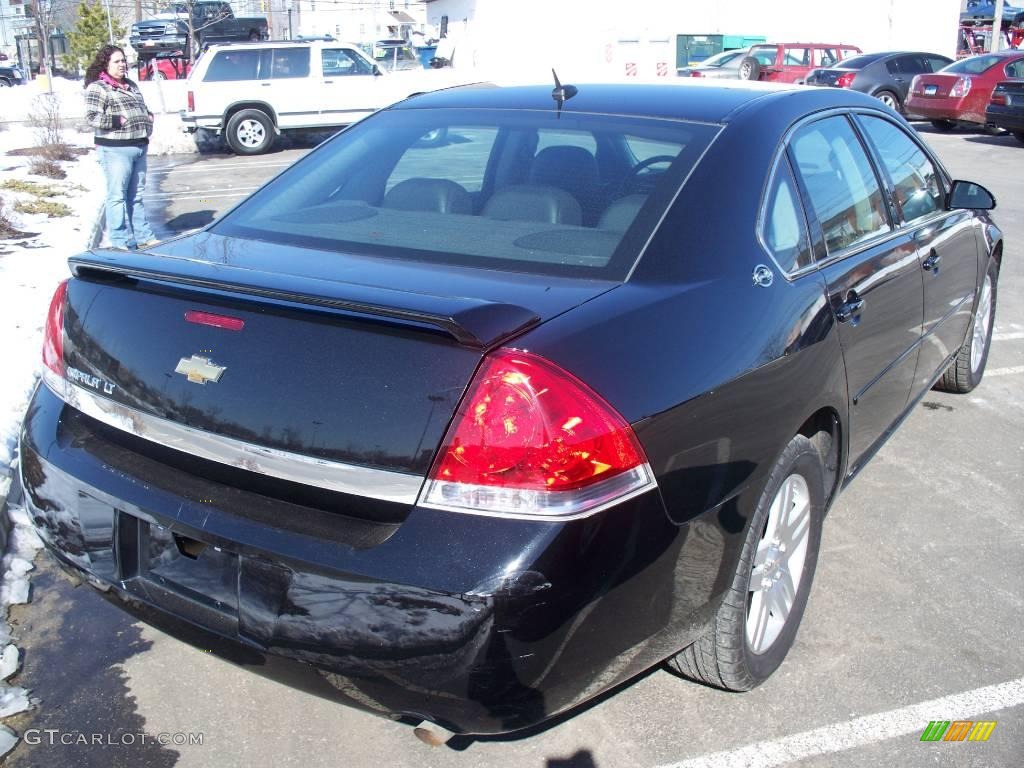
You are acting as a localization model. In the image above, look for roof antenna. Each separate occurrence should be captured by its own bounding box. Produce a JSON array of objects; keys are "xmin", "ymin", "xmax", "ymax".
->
[{"xmin": 551, "ymin": 69, "xmax": 577, "ymax": 118}]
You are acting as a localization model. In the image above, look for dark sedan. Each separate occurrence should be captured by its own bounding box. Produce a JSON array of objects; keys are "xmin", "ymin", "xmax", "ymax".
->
[
  {"xmin": 986, "ymin": 79, "xmax": 1024, "ymax": 143},
  {"xmin": 20, "ymin": 81, "xmax": 1003, "ymax": 743},
  {"xmin": 805, "ymin": 51, "xmax": 952, "ymax": 113}
]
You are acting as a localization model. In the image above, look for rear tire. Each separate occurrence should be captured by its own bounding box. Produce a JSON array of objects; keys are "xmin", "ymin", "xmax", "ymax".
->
[
  {"xmin": 225, "ymin": 108, "xmax": 274, "ymax": 155},
  {"xmin": 935, "ymin": 259, "xmax": 997, "ymax": 394},
  {"xmin": 667, "ymin": 435, "xmax": 824, "ymax": 691},
  {"xmin": 930, "ymin": 119, "xmax": 956, "ymax": 131},
  {"xmin": 875, "ymin": 90, "xmax": 901, "ymax": 113}
]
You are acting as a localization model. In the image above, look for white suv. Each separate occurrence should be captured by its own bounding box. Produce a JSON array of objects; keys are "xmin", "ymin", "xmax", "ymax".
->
[{"xmin": 181, "ymin": 38, "xmax": 421, "ymax": 154}]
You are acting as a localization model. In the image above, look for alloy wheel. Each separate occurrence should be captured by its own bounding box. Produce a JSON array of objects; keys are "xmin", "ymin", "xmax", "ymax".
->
[
  {"xmin": 746, "ymin": 474, "xmax": 811, "ymax": 654},
  {"xmin": 971, "ymin": 274, "xmax": 993, "ymax": 374}
]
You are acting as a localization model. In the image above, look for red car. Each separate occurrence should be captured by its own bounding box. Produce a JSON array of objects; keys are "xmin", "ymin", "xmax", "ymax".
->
[
  {"xmin": 906, "ymin": 51, "xmax": 1024, "ymax": 131},
  {"xmin": 138, "ymin": 53, "xmax": 192, "ymax": 81}
]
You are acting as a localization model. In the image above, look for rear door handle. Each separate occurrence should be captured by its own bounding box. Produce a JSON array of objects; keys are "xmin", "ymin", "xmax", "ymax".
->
[
  {"xmin": 922, "ymin": 249, "xmax": 942, "ymax": 272},
  {"xmin": 836, "ymin": 292, "xmax": 866, "ymax": 323}
]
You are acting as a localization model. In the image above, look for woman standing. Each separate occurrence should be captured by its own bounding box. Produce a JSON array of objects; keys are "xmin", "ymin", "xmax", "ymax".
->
[{"xmin": 84, "ymin": 45, "xmax": 157, "ymax": 250}]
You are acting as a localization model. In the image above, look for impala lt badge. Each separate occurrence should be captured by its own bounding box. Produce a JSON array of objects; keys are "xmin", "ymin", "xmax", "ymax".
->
[{"xmin": 175, "ymin": 355, "xmax": 226, "ymax": 385}]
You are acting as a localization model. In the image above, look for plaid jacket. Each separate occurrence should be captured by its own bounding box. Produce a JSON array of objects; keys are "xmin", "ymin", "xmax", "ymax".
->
[{"xmin": 84, "ymin": 77, "xmax": 153, "ymax": 146}]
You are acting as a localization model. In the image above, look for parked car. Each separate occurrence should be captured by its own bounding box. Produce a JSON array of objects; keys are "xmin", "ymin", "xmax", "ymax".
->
[
  {"xmin": 738, "ymin": 42, "xmax": 861, "ymax": 82},
  {"xmin": 22, "ymin": 81, "xmax": 1002, "ymax": 742},
  {"xmin": 805, "ymin": 51, "xmax": 952, "ymax": 113},
  {"xmin": 137, "ymin": 51, "xmax": 192, "ymax": 81},
  {"xmin": 985, "ymin": 80, "xmax": 1024, "ymax": 143},
  {"xmin": 0, "ymin": 62, "xmax": 24, "ymax": 86},
  {"xmin": 181, "ymin": 39, "xmax": 442, "ymax": 154},
  {"xmin": 960, "ymin": 0, "xmax": 1024, "ymax": 28},
  {"xmin": 907, "ymin": 51, "xmax": 1024, "ymax": 130},
  {"xmin": 676, "ymin": 47, "xmax": 750, "ymax": 78}
]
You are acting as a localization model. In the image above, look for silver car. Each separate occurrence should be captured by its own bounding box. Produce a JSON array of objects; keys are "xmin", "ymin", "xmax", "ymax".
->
[{"xmin": 677, "ymin": 48, "xmax": 749, "ymax": 79}]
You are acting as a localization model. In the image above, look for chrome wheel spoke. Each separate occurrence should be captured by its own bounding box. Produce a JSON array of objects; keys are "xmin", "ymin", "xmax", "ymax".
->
[
  {"xmin": 971, "ymin": 276, "xmax": 992, "ymax": 373},
  {"xmin": 747, "ymin": 590, "xmax": 771, "ymax": 652}
]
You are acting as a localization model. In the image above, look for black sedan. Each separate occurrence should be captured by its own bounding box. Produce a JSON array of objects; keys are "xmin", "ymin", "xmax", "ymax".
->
[
  {"xmin": 20, "ymin": 80, "xmax": 1003, "ymax": 742},
  {"xmin": 805, "ymin": 51, "xmax": 952, "ymax": 113},
  {"xmin": 986, "ymin": 79, "xmax": 1024, "ymax": 143}
]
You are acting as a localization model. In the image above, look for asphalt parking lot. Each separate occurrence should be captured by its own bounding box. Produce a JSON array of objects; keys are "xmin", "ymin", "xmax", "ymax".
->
[{"xmin": 3, "ymin": 124, "xmax": 1022, "ymax": 768}]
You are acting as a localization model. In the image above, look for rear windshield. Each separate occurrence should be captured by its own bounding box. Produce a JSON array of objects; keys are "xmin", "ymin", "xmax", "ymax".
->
[
  {"xmin": 941, "ymin": 55, "xmax": 1004, "ymax": 74},
  {"xmin": 833, "ymin": 53, "xmax": 884, "ymax": 70},
  {"xmin": 214, "ymin": 108, "xmax": 718, "ymax": 279}
]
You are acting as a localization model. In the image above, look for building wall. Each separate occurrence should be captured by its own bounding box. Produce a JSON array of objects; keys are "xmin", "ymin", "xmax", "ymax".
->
[{"xmin": 425, "ymin": 0, "xmax": 965, "ymax": 81}]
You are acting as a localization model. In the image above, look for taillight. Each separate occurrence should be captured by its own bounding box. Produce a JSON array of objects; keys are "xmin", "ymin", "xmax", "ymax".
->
[
  {"xmin": 421, "ymin": 348, "xmax": 654, "ymax": 520},
  {"xmin": 689, "ymin": 71, "xmax": 703, "ymax": 78},
  {"xmin": 950, "ymin": 77, "xmax": 972, "ymax": 98},
  {"xmin": 187, "ymin": 90, "xmax": 195, "ymax": 112},
  {"xmin": 836, "ymin": 72, "xmax": 856, "ymax": 88},
  {"xmin": 42, "ymin": 280, "xmax": 68, "ymax": 377},
  {"xmin": 990, "ymin": 91, "xmax": 1008, "ymax": 106},
  {"xmin": 910, "ymin": 75, "xmax": 921, "ymax": 93}
]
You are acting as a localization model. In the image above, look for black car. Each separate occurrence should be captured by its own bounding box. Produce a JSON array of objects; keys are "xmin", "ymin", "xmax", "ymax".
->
[
  {"xmin": 20, "ymin": 81, "xmax": 1003, "ymax": 742},
  {"xmin": 805, "ymin": 51, "xmax": 952, "ymax": 112},
  {"xmin": 0, "ymin": 62, "xmax": 25, "ymax": 86},
  {"xmin": 986, "ymin": 79, "xmax": 1024, "ymax": 143}
]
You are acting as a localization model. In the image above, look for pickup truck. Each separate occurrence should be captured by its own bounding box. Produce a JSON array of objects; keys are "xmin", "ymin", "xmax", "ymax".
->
[{"xmin": 130, "ymin": 1, "xmax": 268, "ymax": 57}]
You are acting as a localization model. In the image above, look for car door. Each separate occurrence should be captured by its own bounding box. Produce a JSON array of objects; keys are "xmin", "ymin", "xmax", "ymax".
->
[
  {"xmin": 789, "ymin": 114, "xmax": 923, "ymax": 472},
  {"xmin": 319, "ymin": 46, "xmax": 383, "ymax": 127},
  {"xmin": 260, "ymin": 46, "xmax": 316, "ymax": 129},
  {"xmin": 884, "ymin": 55, "xmax": 926, "ymax": 103},
  {"xmin": 776, "ymin": 46, "xmax": 811, "ymax": 83},
  {"xmin": 855, "ymin": 114, "xmax": 981, "ymax": 398}
]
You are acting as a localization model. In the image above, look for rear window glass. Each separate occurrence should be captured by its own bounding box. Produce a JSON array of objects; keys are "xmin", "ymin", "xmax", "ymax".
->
[
  {"xmin": 204, "ymin": 49, "xmax": 260, "ymax": 81},
  {"xmin": 837, "ymin": 54, "xmax": 884, "ymax": 70},
  {"xmin": 213, "ymin": 109, "xmax": 718, "ymax": 280},
  {"xmin": 942, "ymin": 55, "xmax": 1003, "ymax": 74}
]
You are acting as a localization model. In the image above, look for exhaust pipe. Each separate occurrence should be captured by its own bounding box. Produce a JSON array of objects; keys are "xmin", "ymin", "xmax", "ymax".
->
[{"xmin": 413, "ymin": 720, "xmax": 455, "ymax": 746}]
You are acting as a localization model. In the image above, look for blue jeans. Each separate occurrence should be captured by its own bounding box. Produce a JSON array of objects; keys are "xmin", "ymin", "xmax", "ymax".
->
[{"xmin": 98, "ymin": 144, "xmax": 155, "ymax": 249}]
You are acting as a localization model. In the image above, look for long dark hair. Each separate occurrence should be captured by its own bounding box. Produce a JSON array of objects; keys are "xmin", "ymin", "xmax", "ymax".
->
[{"xmin": 84, "ymin": 45, "xmax": 126, "ymax": 87}]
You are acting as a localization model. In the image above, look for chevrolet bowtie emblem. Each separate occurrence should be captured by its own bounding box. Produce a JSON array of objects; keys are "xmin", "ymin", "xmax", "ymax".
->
[{"xmin": 175, "ymin": 355, "xmax": 226, "ymax": 385}]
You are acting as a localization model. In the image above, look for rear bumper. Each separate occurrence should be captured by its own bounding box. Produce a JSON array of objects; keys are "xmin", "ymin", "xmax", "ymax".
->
[
  {"xmin": 985, "ymin": 105, "xmax": 1024, "ymax": 133},
  {"xmin": 20, "ymin": 382, "xmax": 726, "ymax": 735},
  {"xmin": 905, "ymin": 98, "xmax": 984, "ymax": 125}
]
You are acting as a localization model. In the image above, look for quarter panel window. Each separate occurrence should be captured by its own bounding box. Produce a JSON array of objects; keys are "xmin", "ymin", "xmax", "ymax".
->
[
  {"xmin": 763, "ymin": 159, "xmax": 813, "ymax": 272},
  {"xmin": 790, "ymin": 116, "xmax": 891, "ymax": 255},
  {"xmin": 1006, "ymin": 59, "xmax": 1024, "ymax": 78},
  {"xmin": 858, "ymin": 116, "xmax": 943, "ymax": 224},
  {"xmin": 204, "ymin": 50, "xmax": 260, "ymax": 81}
]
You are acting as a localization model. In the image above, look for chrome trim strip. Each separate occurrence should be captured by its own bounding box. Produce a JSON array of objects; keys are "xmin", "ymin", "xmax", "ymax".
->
[{"xmin": 44, "ymin": 376, "xmax": 423, "ymax": 504}]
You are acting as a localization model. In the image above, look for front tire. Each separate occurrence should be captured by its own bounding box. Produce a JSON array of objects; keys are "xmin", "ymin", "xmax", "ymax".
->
[
  {"xmin": 667, "ymin": 435, "xmax": 824, "ymax": 691},
  {"xmin": 935, "ymin": 259, "xmax": 998, "ymax": 394},
  {"xmin": 225, "ymin": 109, "xmax": 274, "ymax": 155}
]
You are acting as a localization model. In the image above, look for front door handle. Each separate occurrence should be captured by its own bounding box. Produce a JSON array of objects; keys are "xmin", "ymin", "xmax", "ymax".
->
[
  {"xmin": 836, "ymin": 292, "xmax": 866, "ymax": 323},
  {"xmin": 922, "ymin": 249, "xmax": 942, "ymax": 272}
]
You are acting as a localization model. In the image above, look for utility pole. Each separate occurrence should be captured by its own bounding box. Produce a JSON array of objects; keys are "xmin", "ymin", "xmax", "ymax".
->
[
  {"xmin": 136, "ymin": 0, "xmax": 142, "ymax": 23},
  {"xmin": 102, "ymin": 0, "xmax": 115, "ymax": 43},
  {"xmin": 991, "ymin": 0, "xmax": 1006, "ymax": 51}
]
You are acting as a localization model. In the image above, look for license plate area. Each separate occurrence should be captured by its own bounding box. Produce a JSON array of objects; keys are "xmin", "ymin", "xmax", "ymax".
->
[
  {"xmin": 118, "ymin": 513, "xmax": 240, "ymax": 619},
  {"xmin": 924, "ymin": 84, "xmax": 937, "ymax": 95}
]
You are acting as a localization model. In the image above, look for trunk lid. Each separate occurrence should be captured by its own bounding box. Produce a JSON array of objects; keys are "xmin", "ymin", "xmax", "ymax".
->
[
  {"xmin": 805, "ymin": 68, "xmax": 849, "ymax": 86},
  {"xmin": 911, "ymin": 73, "xmax": 961, "ymax": 98},
  {"xmin": 58, "ymin": 235, "xmax": 616, "ymax": 484}
]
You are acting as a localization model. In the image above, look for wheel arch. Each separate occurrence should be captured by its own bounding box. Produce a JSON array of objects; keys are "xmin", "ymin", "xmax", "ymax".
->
[
  {"xmin": 795, "ymin": 408, "xmax": 843, "ymax": 512},
  {"xmin": 223, "ymin": 101, "xmax": 279, "ymax": 131}
]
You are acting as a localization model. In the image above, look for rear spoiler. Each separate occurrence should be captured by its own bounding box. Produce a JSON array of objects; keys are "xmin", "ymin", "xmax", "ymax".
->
[{"xmin": 69, "ymin": 250, "xmax": 540, "ymax": 349}]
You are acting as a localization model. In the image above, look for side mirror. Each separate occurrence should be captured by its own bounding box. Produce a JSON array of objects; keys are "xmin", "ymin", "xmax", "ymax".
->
[
  {"xmin": 947, "ymin": 180, "xmax": 996, "ymax": 211},
  {"xmin": 372, "ymin": 64, "xmax": 382, "ymax": 76}
]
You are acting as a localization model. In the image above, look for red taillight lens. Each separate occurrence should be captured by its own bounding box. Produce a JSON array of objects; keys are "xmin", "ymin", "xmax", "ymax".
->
[
  {"xmin": 689, "ymin": 71, "xmax": 703, "ymax": 78},
  {"xmin": 836, "ymin": 72, "xmax": 856, "ymax": 88},
  {"xmin": 950, "ymin": 77, "xmax": 972, "ymax": 98},
  {"xmin": 42, "ymin": 280, "xmax": 68, "ymax": 377},
  {"xmin": 187, "ymin": 90, "xmax": 195, "ymax": 112},
  {"xmin": 990, "ymin": 92, "xmax": 1008, "ymax": 106},
  {"xmin": 422, "ymin": 349, "xmax": 654, "ymax": 519}
]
